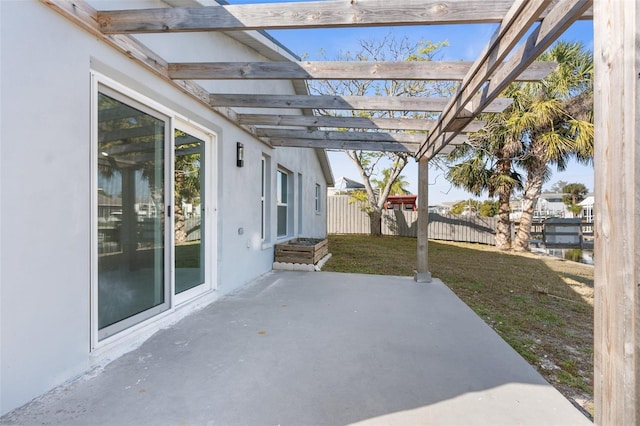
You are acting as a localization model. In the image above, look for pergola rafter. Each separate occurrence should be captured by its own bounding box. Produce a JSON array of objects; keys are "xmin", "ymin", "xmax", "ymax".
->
[
  {"xmin": 209, "ymin": 93, "xmax": 514, "ymax": 116},
  {"xmin": 267, "ymin": 134, "xmax": 468, "ymax": 153},
  {"xmin": 237, "ymin": 113, "xmax": 486, "ymax": 132},
  {"xmin": 255, "ymin": 128, "xmax": 431, "ymax": 143},
  {"xmin": 269, "ymin": 139, "xmax": 418, "ymax": 153},
  {"xmin": 168, "ymin": 60, "xmax": 556, "ymax": 81},
  {"xmin": 95, "ymin": 0, "xmax": 592, "ymax": 33}
]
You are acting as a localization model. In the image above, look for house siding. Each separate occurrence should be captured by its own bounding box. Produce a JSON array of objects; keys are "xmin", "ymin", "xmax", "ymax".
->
[{"xmin": 0, "ymin": 1, "xmax": 329, "ymax": 415}]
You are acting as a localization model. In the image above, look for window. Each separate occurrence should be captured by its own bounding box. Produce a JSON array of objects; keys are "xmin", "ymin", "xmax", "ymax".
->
[
  {"xmin": 297, "ymin": 173, "xmax": 303, "ymax": 234},
  {"xmin": 261, "ymin": 157, "xmax": 266, "ymax": 240},
  {"xmin": 277, "ymin": 169, "xmax": 289, "ymax": 237},
  {"xmin": 174, "ymin": 124, "xmax": 210, "ymax": 301},
  {"xmin": 261, "ymin": 156, "xmax": 270, "ymax": 241},
  {"xmin": 315, "ymin": 184, "xmax": 322, "ymax": 213}
]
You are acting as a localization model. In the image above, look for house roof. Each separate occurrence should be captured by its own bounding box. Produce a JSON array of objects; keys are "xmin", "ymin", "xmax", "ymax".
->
[
  {"xmin": 386, "ymin": 195, "xmax": 417, "ymax": 203},
  {"xmin": 538, "ymin": 192, "xmax": 565, "ymax": 199},
  {"xmin": 579, "ymin": 195, "xmax": 595, "ymax": 206},
  {"xmin": 332, "ymin": 176, "xmax": 366, "ymax": 190}
]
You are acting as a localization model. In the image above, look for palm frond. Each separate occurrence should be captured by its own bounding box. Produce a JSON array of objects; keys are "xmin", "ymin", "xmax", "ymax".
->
[
  {"xmin": 446, "ymin": 159, "xmax": 492, "ymax": 197},
  {"xmin": 538, "ymin": 132, "xmax": 573, "ymax": 161}
]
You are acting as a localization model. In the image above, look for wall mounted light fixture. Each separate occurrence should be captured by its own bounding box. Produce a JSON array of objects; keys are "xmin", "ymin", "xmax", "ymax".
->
[{"xmin": 236, "ymin": 142, "xmax": 244, "ymax": 167}]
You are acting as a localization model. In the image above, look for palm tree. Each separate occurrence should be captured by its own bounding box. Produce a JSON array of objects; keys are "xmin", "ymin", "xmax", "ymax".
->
[
  {"xmin": 511, "ymin": 41, "xmax": 593, "ymax": 251},
  {"xmin": 447, "ymin": 110, "xmax": 523, "ymax": 250},
  {"xmin": 372, "ymin": 168, "xmax": 410, "ymax": 195},
  {"xmin": 561, "ymin": 182, "xmax": 589, "ymax": 217},
  {"xmin": 562, "ymin": 182, "xmax": 589, "ymax": 206}
]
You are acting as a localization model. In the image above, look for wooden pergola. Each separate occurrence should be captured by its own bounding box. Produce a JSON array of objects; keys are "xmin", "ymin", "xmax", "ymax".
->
[{"xmin": 44, "ymin": 0, "xmax": 638, "ymax": 424}]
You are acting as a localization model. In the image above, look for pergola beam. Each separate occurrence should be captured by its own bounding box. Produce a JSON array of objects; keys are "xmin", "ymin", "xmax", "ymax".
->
[
  {"xmin": 98, "ymin": 125, "xmax": 159, "ymax": 144},
  {"xmin": 255, "ymin": 128, "xmax": 428, "ymax": 143},
  {"xmin": 99, "ymin": 136, "xmax": 201, "ymax": 157},
  {"xmin": 210, "ymin": 94, "xmax": 512, "ymax": 113},
  {"xmin": 266, "ymin": 134, "xmax": 468, "ymax": 153},
  {"xmin": 96, "ymin": 1, "xmax": 592, "ymax": 34},
  {"xmin": 168, "ymin": 61, "xmax": 556, "ymax": 82},
  {"xmin": 418, "ymin": 0, "xmax": 554, "ymax": 158},
  {"xmin": 418, "ymin": 0, "xmax": 592, "ymax": 158},
  {"xmin": 238, "ymin": 113, "xmax": 486, "ymax": 132},
  {"xmin": 434, "ymin": 144, "xmax": 462, "ymax": 156},
  {"xmin": 480, "ymin": 0, "xmax": 593, "ymax": 114},
  {"xmin": 238, "ymin": 113, "xmax": 435, "ymax": 131},
  {"xmin": 268, "ymin": 139, "xmax": 418, "ymax": 153}
]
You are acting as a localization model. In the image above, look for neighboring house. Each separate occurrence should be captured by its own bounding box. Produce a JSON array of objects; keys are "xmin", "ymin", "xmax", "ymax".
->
[
  {"xmin": 328, "ymin": 176, "xmax": 366, "ymax": 195},
  {"xmin": 578, "ymin": 195, "xmax": 594, "ymax": 222},
  {"xmin": 0, "ymin": 1, "xmax": 332, "ymax": 415},
  {"xmin": 428, "ymin": 202, "xmax": 456, "ymax": 214},
  {"xmin": 534, "ymin": 192, "xmax": 572, "ymax": 218},
  {"xmin": 385, "ymin": 195, "xmax": 417, "ymax": 211},
  {"xmin": 509, "ymin": 199, "xmax": 523, "ymax": 220},
  {"xmin": 511, "ymin": 193, "xmax": 573, "ymax": 220}
]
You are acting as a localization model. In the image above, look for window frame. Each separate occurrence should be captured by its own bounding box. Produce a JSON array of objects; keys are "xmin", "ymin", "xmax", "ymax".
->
[
  {"xmin": 173, "ymin": 119, "xmax": 216, "ymax": 306},
  {"xmin": 276, "ymin": 167, "xmax": 292, "ymax": 238},
  {"xmin": 261, "ymin": 155, "xmax": 269, "ymax": 242},
  {"xmin": 315, "ymin": 183, "xmax": 322, "ymax": 214},
  {"xmin": 93, "ymin": 81, "xmax": 173, "ymax": 344},
  {"xmin": 297, "ymin": 173, "xmax": 303, "ymax": 235}
]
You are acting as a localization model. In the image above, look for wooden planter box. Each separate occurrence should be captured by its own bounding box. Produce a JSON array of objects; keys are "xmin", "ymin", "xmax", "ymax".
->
[{"xmin": 275, "ymin": 238, "xmax": 329, "ymax": 265}]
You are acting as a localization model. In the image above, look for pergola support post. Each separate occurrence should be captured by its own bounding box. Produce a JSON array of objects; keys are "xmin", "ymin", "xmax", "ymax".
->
[
  {"xmin": 414, "ymin": 156, "xmax": 432, "ymax": 283},
  {"xmin": 593, "ymin": 0, "xmax": 640, "ymax": 424}
]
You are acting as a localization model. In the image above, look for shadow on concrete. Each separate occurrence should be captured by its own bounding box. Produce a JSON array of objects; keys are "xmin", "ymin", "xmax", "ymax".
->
[{"xmin": 1, "ymin": 271, "xmax": 590, "ymax": 426}]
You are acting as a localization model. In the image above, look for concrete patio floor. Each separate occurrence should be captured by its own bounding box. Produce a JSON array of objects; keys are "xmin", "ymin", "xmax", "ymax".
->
[{"xmin": 1, "ymin": 271, "xmax": 590, "ymax": 426}]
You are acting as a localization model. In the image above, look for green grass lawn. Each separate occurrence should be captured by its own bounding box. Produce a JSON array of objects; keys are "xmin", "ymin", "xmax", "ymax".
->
[
  {"xmin": 175, "ymin": 241, "xmax": 201, "ymax": 268},
  {"xmin": 323, "ymin": 234, "xmax": 594, "ymax": 417}
]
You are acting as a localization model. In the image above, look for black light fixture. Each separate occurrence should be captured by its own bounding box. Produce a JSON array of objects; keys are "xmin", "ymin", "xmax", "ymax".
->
[{"xmin": 236, "ymin": 142, "xmax": 244, "ymax": 167}]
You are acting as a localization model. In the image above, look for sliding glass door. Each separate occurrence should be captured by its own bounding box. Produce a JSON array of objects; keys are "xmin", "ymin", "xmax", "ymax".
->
[
  {"xmin": 174, "ymin": 126, "xmax": 208, "ymax": 301},
  {"xmin": 96, "ymin": 88, "xmax": 170, "ymax": 341},
  {"xmin": 94, "ymin": 80, "xmax": 215, "ymax": 344}
]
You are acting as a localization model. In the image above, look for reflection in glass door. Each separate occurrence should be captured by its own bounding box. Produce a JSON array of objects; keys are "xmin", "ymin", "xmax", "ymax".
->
[
  {"xmin": 96, "ymin": 89, "xmax": 169, "ymax": 340},
  {"xmin": 174, "ymin": 130, "xmax": 205, "ymax": 295}
]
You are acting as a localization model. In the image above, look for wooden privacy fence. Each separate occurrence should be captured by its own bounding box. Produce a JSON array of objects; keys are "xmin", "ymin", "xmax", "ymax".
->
[{"xmin": 328, "ymin": 195, "xmax": 497, "ymax": 245}]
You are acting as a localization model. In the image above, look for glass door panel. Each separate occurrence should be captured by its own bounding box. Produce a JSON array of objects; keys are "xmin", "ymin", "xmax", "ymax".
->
[
  {"xmin": 174, "ymin": 130, "xmax": 205, "ymax": 294},
  {"xmin": 97, "ymin": 90, "xmax": 168, "ymax": 340}
]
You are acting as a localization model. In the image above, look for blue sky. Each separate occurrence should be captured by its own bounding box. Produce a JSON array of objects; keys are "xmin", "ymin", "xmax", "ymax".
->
[{"xmin": 227, "ymin": 1, "xmax": 595, "ymax": 203}]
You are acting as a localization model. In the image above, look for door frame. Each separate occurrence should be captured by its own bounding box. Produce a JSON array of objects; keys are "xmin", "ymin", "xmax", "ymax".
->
[
  {"xmin": 90, "ymin": 72, "xmax": 218, "ymax": 350},
  {"xmin": 172, "ymin": 118, "xmax": 217, "ymax": 306}
]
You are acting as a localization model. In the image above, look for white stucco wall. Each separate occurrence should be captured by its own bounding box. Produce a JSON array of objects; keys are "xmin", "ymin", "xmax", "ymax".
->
[{"xmin": 0, "ymin": 1, "xmax": 329, "ymax": 415}]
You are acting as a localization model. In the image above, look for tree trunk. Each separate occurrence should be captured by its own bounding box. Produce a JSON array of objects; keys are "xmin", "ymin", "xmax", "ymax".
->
[
  {"xmin": 347, "ymin": 150, "xmax": 408, "ymax": 237},
  {"xmin": 514, "ymin": 160, "xmax": 547, "ymax": 252},
  {"xmin": 369, "ymin": 210, "xmax": 383, "ymax": 236},
  {"xmin": 174, "ymin": 172, "xmax": 187, "ymax": 244},
  {"xmin": 493, "ymin": 157, "xmax": 514, "ymax": 250},
  {"xmin": 495, "ymin": 190, "xmax": 512, "ymax": 250}
]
